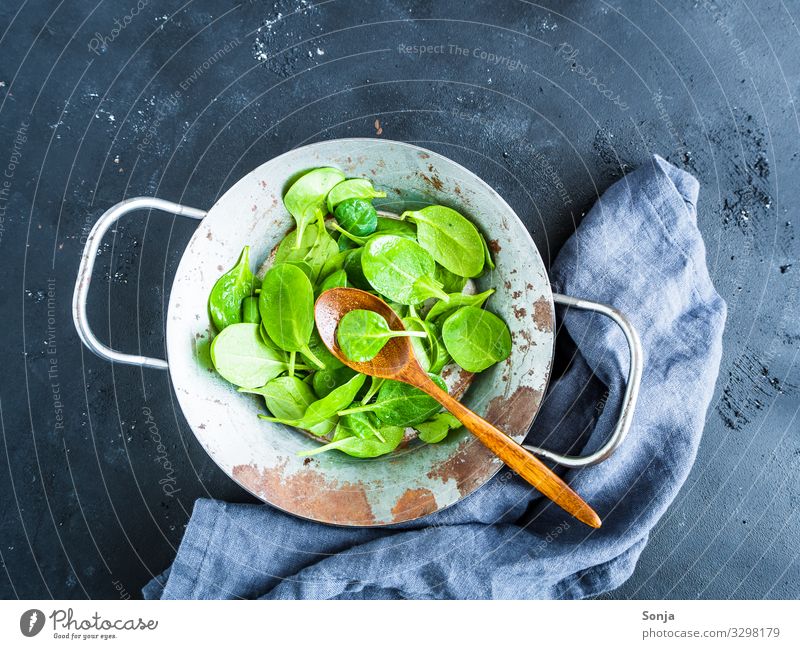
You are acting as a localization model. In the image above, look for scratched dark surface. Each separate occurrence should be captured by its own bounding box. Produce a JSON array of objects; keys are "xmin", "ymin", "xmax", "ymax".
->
[{"xmin": 0, "ymin": 0, "xmax": 797, "ymax": 599}]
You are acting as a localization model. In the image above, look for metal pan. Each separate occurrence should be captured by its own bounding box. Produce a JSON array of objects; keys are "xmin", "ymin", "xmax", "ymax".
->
[{"xmin": 73, "ymin": 139, "xmax": 641, "ymax": 526}]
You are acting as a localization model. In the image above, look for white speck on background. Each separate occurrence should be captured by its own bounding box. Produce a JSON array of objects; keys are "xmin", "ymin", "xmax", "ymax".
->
[{"xmin": 539, "ymin": 16, "xmax": 558, "ymax": 31}]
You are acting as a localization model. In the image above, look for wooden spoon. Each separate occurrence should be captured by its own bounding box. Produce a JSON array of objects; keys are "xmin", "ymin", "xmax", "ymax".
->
[{"xmin": 314, "ymin": 287, "xmax": 602, "ymax": 529}]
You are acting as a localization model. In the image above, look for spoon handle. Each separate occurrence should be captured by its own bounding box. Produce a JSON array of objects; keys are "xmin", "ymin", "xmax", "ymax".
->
[{"xmin": 415, "ymin": 376, "xmax": 602, "ymax": 529}]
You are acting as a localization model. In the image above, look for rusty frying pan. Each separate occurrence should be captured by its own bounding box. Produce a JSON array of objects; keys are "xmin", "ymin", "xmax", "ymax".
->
[{"xmin": 72, "ymin": 138, "xmax": 641, "ymax": 526}]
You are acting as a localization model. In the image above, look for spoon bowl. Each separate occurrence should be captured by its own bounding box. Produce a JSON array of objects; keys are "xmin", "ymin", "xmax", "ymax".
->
[
  {"xmin": 314, "ymin": 287, "xmax": 602, "ymax": 529},
  {"xmin": 314, "ymin": 287, "xmax": 416, "ymax": 379}
]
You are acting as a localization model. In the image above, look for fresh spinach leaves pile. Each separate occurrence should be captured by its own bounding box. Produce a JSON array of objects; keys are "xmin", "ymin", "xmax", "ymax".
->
[{"xmin": 207, "ymin": 167, "xmax": 512, "ymax": 459}]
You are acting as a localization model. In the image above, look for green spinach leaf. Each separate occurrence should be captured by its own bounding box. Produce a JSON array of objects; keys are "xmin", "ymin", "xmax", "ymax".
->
[
  {"xmin": 441, "ymin": 306, "xmax": 511, "ymax": 372},
  {"xmin": 241, "ymin": 296, "xmax": 260, "ymax": 324},
  {"xmin": 331, "ymin": 223, "xmax": 368, "ymax": 247},
  {"xmin": 312, "ymin": 366, "xmax": 356, "ymax": 399},
  {"xmin": 479, "ymin": 231, "xmax": 496, "ymax": 271},
  {"xmin": 360, "ymin": 376, "xmax": 384, "ymax": 404},
  {"xmin": 258, "ymin": 322, "xmax": 286, "ymax": 356},
  {"xmin": 401, "ymin": 205, "xmax": 484, "ymax": 277},
  {"xmin": 326, "ymin": 178, "xmax": 386, "ymax": 214},
  {"xmin": 208, "ymin": 246, "xmax": 254, "ymax": 331},
  {"xmin": 275, "ymin": 225, "xmax": 338, "ymax": 283},
  {"xmin": 210, "ymin": 323, "xmax": 295, "ymax": 389},
  {"xmin": 434, "ymin": 263, "xmax": 468, "ymax": 294},
  {"xmin": 260, "ymin": 373, "xmax": 365, "ymax": 434},
  {"xmin": 284, "ymin": 260, "xmax": 314, "ymax": 281},
  {"xmin": 306, "ymin": 328, "xmax": 343, "ymax": 371},
  {"xmin": 298, "ymin": 415, "xmax": 404, "ymax": 458},
  {"xmin": 425, "ymin": 319, "xmax": 452, "ymax": 374},
  {"xmin": 343, "ymin": 248, "xmax": 371, "ymax": 290},
  {"xmin": 376, "ymin": 216, "xmax": 417, "ymax": 239},
  {"xmin": 339, "ymin": 374, "xmax": 446, "ymax": 426},
  {"xmin": 283, "ymin": 167, "xmax": 345, "ymax": 247},
  {"xmin": 336, "ymin": 411, "xmax": 389, "ymax": 442},
  {"xmin": 337, "ymin": 231, "xmax": 360, "ymax": 252},
  {"xmin": 318, "ymin": 268, "xmax": 349, "ymax": 293},
  {"xmin": 333, "ymin": 198, "xmax": 379, "ymax": 237},
  {"xmin": 336, "ymin": 309, "xmax": 427, "ymax": 362},
  {"xmin": 318, "ymin": 249, "xmax": 351, "ymax": 280},
  {"xmin": 416, "ymin": 412, "xmax": 462, "ymax": 444},
  {"xmin": 402, "ymin": 315, "xmax": 433, "ymax": 371},
  {"xmin": 259, "ymin": 263, "xmax": 325, "ymax": 368},
  {"xmin": 361, "ymin": 235, "xmax": 449, "ymax": 305},
  {"xmin": 240, "ymin": 375, "xmax": 316, "ymax": 420},
  {"xmin": 425, "ymin": 288, "xmax": 495, "ymax": 323}
]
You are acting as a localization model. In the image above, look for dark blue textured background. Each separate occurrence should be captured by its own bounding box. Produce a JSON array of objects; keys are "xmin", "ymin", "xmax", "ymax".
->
[{"xmin": 0, "ymin": 0, "xmax": 797, "ymax": 599}]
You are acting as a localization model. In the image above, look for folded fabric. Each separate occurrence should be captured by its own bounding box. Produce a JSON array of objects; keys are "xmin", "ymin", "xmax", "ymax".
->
[{"xmin": 144, "ymin": 155, "xmax": 726, "ymax": 600}]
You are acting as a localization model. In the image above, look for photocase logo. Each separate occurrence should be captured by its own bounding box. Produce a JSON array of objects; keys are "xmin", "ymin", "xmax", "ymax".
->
[{"xmin": 20, "ymin": 609, "xmax": 45, "ymax": 637}]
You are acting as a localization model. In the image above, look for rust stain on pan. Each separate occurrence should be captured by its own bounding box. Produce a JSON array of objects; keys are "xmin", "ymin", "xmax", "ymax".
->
[
  {"xmin": 418, "ymin": 172, "xmax": 444, "ymax": 191},
  {"xmin": 448, "ymin": 370, "xmax": 475, "ymax": 399},
  {"xmin": 484, "ymin": 386, "xmax": 543, "ymax": 435},
  {"xmin": 427, "ymin": 440, "xmax": 497, "ymax": 497},
  {"xmin": 391, "ymin": 488, "xmax": 437, "ymax": 522},
  {"xmin": 516, "ymin": 329, "xmax": 534, "ymax": 352},
  {"xmin": 533, "ymin": 296, "xmax": 554, "ymax": 332},
  {"xmin": 233, "ymin": 462, "xmax": 376, "ymax": 525}
]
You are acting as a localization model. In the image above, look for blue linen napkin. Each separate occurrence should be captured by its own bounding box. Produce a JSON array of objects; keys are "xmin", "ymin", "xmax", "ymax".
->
[{"xmin": 143, "ymin": 155, "xmax": 726, "ymax": 600}]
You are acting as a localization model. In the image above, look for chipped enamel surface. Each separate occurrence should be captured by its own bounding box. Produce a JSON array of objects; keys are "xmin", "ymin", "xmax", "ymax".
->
[{"xmin": 166, "ymin": 139, "xmax": 554, "ymax": 526}]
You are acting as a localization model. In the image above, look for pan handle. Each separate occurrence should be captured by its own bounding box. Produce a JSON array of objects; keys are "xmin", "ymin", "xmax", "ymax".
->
[
  {"xmin": 72, "ymin": 197, "xmax": 207, "ymax": 370},
  {"xmin": 524, "ymin": 293, "xmax": 643, "ymax": 467}
]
